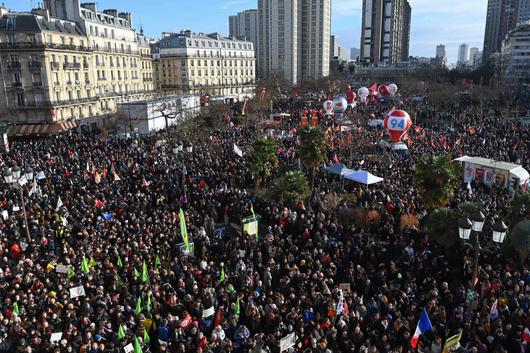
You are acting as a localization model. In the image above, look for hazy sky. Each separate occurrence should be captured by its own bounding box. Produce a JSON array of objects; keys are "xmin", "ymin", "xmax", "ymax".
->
[{"xmin": 6, "ymin": 0, "xmax": 488, "ymax": 64}]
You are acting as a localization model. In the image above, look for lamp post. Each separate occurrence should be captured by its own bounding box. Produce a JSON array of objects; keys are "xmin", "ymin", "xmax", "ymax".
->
[
  {"xmin": 3, "ymin": 166, "xmax": 33, "ymax": 243},
  {"xmin": 458, "ymin": 211, "xmax": 507, "ymax": 288}
]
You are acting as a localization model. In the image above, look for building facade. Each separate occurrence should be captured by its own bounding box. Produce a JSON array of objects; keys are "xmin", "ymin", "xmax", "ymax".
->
[
  {"xmin": 350, "ymin": 47, "xmax": 360, "ymax": 61},
  {"xmin": 500, "ymin": 21, "xmax": 530, "ymax": 86},
  {"xmin": 435, "ymin": 44, "xmax": 446, "ymax": 59},
  {"xmin": 330, "ymin": 35, "xmax": 339, "ymax": 59},
  {"xmin": 228, "ymin": 9, "xmax": 259, "ymax": 77},
  {"xmin": 151, "ymin": 31, "xmax": 255, "ymax": 98},
  {"xmin": 0, "ymin": 1, "xmax": 154, "ymax": 131},
  {"xmin": 360, "ymin": 0, "xmax": 411, "ymax": 65},
  {"xmin": 257, "ymin": 0, "xmax": 331, "ymax": 84},
  {"xmin": 457, "ymin": 43, "xmax": 469, "ymax": 65},
  {"xmin": 483, "ymin": 0, "xmax": 530, "ymax": 61}
]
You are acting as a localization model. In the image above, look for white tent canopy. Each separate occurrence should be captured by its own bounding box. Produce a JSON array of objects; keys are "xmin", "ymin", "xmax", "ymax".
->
[{"xmin": 344, "ymin": 170, "xmax": 384, "ymax": 185}]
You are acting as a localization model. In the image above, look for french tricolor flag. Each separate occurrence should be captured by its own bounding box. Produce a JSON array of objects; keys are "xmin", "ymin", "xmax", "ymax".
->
[{"xmin": 410, "ymin": 309, "xmax": 433, "ymax": 349}]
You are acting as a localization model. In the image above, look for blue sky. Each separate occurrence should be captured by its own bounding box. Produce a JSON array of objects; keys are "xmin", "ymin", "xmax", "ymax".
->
[{"xmin": 6, "ymin": 0, "xmax": 488, "ymax": 64}]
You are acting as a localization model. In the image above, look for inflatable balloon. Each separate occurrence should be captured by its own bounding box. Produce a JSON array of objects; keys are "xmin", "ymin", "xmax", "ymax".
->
[
  {"xmin": 333, "ymin": 97, "xmax": 348, "ymax": 115},
  {"xmin": 388, "ymin": 83, "xmax": 398, "ymax": 96},
  {"xmin": 323, "ymin": 100, "xmax": 334, "ymax": 115},
  {"xmin": 384, "ymin": 110, "xmax": 412, "ymax": 143},
  {"xmin": 358, "ymin": 87, "xmax": 369, "ymax": 103},
  {"xmin": 378, "ymin": 84, "xmax": 389, "ymax": 97}
]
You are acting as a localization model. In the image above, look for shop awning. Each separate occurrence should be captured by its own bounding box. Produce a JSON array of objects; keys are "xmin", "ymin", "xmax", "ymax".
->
[{"xmin": 6, "ymin": 121, "xmax": 77, "ymax": 136}]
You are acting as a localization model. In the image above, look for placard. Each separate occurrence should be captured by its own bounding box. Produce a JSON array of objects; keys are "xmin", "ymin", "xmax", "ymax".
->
[
  {"xmin": 1, "ymin": 210, "xmax": 8, "ymax": 220},
  {"xmin": 178, "ymin": 242, "xmax": 195, "ymax": 257},
  {"xmin": 339, "ymin": 283, "xmax": 351, "ymax": 293},
  {"xmin": 56, "ymin": 264, "xmax": 68, "ymax": 274},
  {"xmin": 50, "ymin": 332, "xmax": 63, "ymax": 342},
  {"xmin": 69, "ymin": 285, "xmax": 85, "ymax": 298},
  {"xmin": 202, "ymin": 306, "xmax": 215, "ymax": 318},
  {"xmin": 214, "ymin": 227, "xmax": 225, "ymax": 239},
  {"xmin": 280, "ymin": 332, "xmax": 296, "ymax": 352},
  {"xmin": 124, "ymin": 343, "xmax": 134, "ymax": 353}
]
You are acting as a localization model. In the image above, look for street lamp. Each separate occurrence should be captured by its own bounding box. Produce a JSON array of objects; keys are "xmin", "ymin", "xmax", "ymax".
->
[
  {"xmin": 458, "ymin": 212, "xmax": 507, "ymax": 288},
  {"xmin": 3, "ymin": 166, "xmax": 33, "ymax": 243}
]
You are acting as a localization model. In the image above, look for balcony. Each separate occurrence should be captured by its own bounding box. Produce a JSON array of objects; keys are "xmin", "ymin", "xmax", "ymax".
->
[
  {"xmin": 83, "ymin": 62, "xmax": 89, "ymax": 69},
  {"xmin": 63, "ymin": 62, "xmax": 81, "ymax": 70},
  {"xmin": 50, "ymin": 62, "xmax": 60, "ymax": 70},
  {"xmin": 85, "ymin": 80, "xmax": 91, "ymax": 84},
  {"xmin": 66, "ymin": 81, "xmax": 73, "ymax": 85},
  {"xmin": 7, "ymin": 61, "xmax": 21, "ymax": 69},
  {"xmin": 33, "ymin": 82, "xmax": 43, "ymax": 87},
  {"xmin": 28, "ymin": 61, "xmax": 41, "ymax": 69},
  {"xmin": 12, "ymin": 82, "xmax": 23, "ymax": 88},
  {"xmin": 0, "ymin": 42, "xmax": 94, "ymax": 53}
]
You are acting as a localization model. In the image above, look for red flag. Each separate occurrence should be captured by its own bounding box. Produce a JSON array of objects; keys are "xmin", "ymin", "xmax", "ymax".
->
[
  {"xmin": 368, "ymin": 83, "xmax": 378, "ymax": 92},
  {"xmin": 214, "ymin": 308, "xmax": 224, "ymax": 327},
  {"xmin": 523, "ymin": 327, "xmax": 530, "ymax": 342},
  {"xmin": 414, "ymin": 125, "xmax": 422, "ymax": 133},
  {"xmin": 523, "ymin": 179, "xmax": 528, "ymax": 193},
  {"xmin": 455, "ymin": 138, "xmax": 462, "ymax": 146},
  {"xmin": 95, "ymin": 198, "xmax": 105, "ymax": 207},
  {"xmin": 102, "ymin": 166, "xmax": 107, "ymax": 178},
  {"xmin": 333, "ymin": 154, "xmax": 339, "ymax": 164}
]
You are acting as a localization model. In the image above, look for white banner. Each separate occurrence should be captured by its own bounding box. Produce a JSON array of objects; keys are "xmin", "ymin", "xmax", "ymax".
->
[
  {"xmin": 202, "ymin": 306, "xmax": 215, "ymax": 318},
  {"xmin": 69, "ymin": 285, "xmax": 85, "ymax": 299},
  {"xmin": 280, "ymin": 333, "xmax": 296, "ymax": 352},
  {"xmin": 50, "ymin": 332, "xmax": 63, "ymax": 342},
  {"xmin": 55, "ymin": 264, "xmax": 68, "ymax": 274},
  {"xmin": 234, "ymin": 144, "xmax": 243, "ymax": 157}
]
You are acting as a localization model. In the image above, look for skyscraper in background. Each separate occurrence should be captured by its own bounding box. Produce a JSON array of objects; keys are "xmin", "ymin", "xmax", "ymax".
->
[
  {"xmin": 228, "ymin": 10, "xmax": 259, "ymax": 75},
  {"xmin": 258, "ymin": 0, "xmax": 331, "ymax": 84},
  {"xmin": 436, "ymin": 44, "xmax": 446, "ymax": 58},
  {"xmin": 483, "ymin": 0, "xmax": 530, "ymax": 61},
  {"xmin": 458, "ymin": 43, "xmax": 469, "ymax": 64},
  {"xmin": 360, "ymin": 0, "xmax": 411, "ymax": 65},
  {"xmin": 330, "ymin": 35, "xmax": 340, "ymax": 59}
]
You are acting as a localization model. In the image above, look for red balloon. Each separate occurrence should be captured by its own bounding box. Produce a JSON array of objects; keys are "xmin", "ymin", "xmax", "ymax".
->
[
  {"xmin": 384, "ymin": 110, "xmax": 412, "ymax": 143},
  {"xmin": 378, "ymin": 85, "xmax": 389, "ymax": 97}
]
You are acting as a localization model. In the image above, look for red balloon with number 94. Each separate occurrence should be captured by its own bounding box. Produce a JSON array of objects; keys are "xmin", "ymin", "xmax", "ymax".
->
[{"xmin": 384, "ymin": 110, "xmax": 412, "ymax": 143}]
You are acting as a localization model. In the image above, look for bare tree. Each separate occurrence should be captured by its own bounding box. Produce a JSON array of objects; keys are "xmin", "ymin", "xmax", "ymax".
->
[{"xmin": 151, "ymin": 98, "xmax": 184, "ymax": 130}]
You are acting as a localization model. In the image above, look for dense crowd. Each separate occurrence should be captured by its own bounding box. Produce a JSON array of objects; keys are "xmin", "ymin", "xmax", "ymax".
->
[{"xmin": 0, "ymin": 87, "xmax": 529, "ymax": 353}]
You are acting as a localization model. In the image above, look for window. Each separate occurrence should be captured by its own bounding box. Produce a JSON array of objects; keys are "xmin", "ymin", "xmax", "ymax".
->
[
  {"xmin": 60, "ymin": 37, "xmax": 65, "ymax": 45},
  {"xmin": 47, "ymin": 35, "xmax": 52, "ymax": 44},
  {"xmin": 32, "ymin": 72, "xmax": 41, "ymax": 83},
  {"xmin": 14, "ymin": 72, "xmax": 21, "ymax": 83},
  {"xmin": 7, "ymin": 34, "xmax": 15, "ymax": 44},
  {"xmin": 34, "ymin": 92, "xmax": 43, "ymax": 103},
  {"xmin": 16, "ymin": 93, "xmax": 25, "ymax": 106}
]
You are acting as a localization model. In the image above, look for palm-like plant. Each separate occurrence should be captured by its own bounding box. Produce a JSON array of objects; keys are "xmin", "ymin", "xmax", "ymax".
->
[
  {"xmin": 508, "ymin": 191, "xmax": 530, "ymax": 226},
  {"xmin": 297, "ymin": 126, "xmax": 327, "ymax": 188},
  {"xmin": 414, "ymin": 154, "xmax": 462, "ymax": 209},
  {"xmin": 510, "ymin": 220, "xmax": 530, "ymax": 265},
  {"xmin": 249, "ymin": 136, "xmax": 278, "ymax": 188},
  {"xmin": 269, "ymin": 170, "xmax": 310, "ymax": 207}
]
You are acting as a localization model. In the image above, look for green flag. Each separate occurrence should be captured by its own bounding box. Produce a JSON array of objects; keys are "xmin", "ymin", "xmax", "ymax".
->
[
  {"xmin": 179, "ymin": 209, "xmax": 189, "ymax": 249},
  {"xmin": 143, "ymin": 329, "xmax": 150, "ymax": 344},
  {"xmin": 133, "ymin": 267, "xmax": 140, "ymax": 280},
  {"xmin": 89, "ymin": 256, "xmax": 96, "ymax": 268},
  {"xmin": 117, "ymin": 256, "xmax": 123, "ymax": 268},
  {"xmin": 114, "ymin": 270, "xmax": 125, "ymax": 287},
  {"xmin": 117, "ymin": 325, "xmax": 126, "ymax": 340},
  {"xmin": 134, "ymin": 297, "xmax": 142, "ymax": 315},
  {"xmin": 133, "ymin": 335, "xmax": 143, "ymax": 353},
  {"xmin": 67, "ymin": 265, "xmax": 75, "ymax": 280},
  {"xmin": 220, "ymin": 265, "xmax": 226, "ymax": 282},
  {"xmin": 141, "ymin": 261, "xmax": 148, "ymax": 283},
  {"xmin": 250, "ymin": 204, "xmax": 258, "ymax": 241},
  {"xmin": 234, "ymin": 297, "xmax": 240, "ymax": 315},
  {"xmin": 12, "ymin": 302, "xmax": 19, "ymax": 315},
  {"xmin": 81, "ymin": 256, "xmax": 90, "ymax": 273},
  {"xmin": 155, "ymin": 255, "xmax": 161, "ymax": 268},
  {"xmin": 145, "ymin": 293, "xmax": 152, "ymax": 312}
]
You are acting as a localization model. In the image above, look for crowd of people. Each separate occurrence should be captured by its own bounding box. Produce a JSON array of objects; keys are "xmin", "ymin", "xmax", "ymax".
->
[{"xmin": 0, "ymin": 85, "xmax": 529, "ymax": 353}]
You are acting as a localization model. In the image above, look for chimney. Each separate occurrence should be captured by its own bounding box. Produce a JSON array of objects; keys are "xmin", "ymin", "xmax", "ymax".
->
[
  {"xmin": 31, "ymin": 7, "xmax": 50, "ymax": 20},
  {"xmin": 103, "ymin": 9, "xmax": 118, "ymax": 17},
  {"xmin": 81, "ymin": 3, "xmax": 97, "ymax": 13},
  {"xmin": 118, "ymin": 12, "xmax": 132, "ymax": 26}
]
